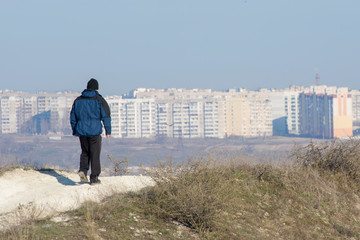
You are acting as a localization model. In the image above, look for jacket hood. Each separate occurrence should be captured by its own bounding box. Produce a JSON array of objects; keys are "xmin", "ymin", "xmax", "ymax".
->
[{"xmin": 81, "ymin": 89, "xmax": 99, "ymax": 98}]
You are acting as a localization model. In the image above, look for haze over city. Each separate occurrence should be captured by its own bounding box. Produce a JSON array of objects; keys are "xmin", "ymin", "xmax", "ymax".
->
[{"xmin": 1, "ymin": 1, "xmax": 360, "ymax": 96}]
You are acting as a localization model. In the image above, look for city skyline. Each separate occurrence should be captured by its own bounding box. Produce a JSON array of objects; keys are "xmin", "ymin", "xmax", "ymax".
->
[
  {"xmin": 1, "ymin": 1, "xmax": 360, "ymax": 96},
  {"xmin": 1, "ymin": 84, "xmax": 358, "ymax": 139}
]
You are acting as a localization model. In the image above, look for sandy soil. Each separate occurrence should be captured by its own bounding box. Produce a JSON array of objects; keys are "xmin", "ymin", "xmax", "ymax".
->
[{"xmin": 0, "ymin": 168, "xmax": 154, "ymax": 231}]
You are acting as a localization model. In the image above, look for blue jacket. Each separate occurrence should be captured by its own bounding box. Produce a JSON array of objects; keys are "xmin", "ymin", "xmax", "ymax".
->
[{"xmin": 70, "ymin": 90, "xmax": 111, "ymax": 137}]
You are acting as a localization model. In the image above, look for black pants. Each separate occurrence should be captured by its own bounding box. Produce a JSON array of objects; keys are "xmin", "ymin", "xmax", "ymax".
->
[{"xmin": 79, "ymin": 135, "xmax": 102, "ymax": 179}]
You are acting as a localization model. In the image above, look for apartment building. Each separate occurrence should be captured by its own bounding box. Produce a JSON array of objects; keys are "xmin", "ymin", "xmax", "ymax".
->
[
  {"xmin": 165, "ymin": 98, "xmax": 226, "ymax": 138},
  {"xmin": 107, "ymin": 95, "xmax": 227, "ymax": 138},
  {"xmin": 225, "ymin": 90, "xmax": 272, "ymax": 137},
  {"xmin": 0, "ymin": 92, "xmax": 23, "ymax": 134},
  {"xmin": 269, "ymin": 86, "xmax": 303, "ymax": 136},
  {"xmin": 49, "ymin": 92, "xmax": 79, "ymax": 134},
  {"xmin": 350, "ymin": 89, "xmax": 360, "ymax": 132},
  {"xmin": 299, "ymin": 87, "xmax": 352, "ymax": 139},
  {"xmin": 106, "ymin": 96, "xmax": 122, "ymax": 137},
  {"xmin": 0, "ymin": 90, "xmax": 78, "ymax": 135},
  {"xmin": 156, "ymin": 101, "xmax": 171, "ymax": 136},
  {"xmin": 107, "ymin": 97, "xmax": 157, "ymax": 138},
  {"xmin": 248, "ymin": 90, "xmax": 273, "ymax": 137},
  {"xmin": 226, "ymin": 95, "xmax": 250, "ymax": 136},
  {"xmin": 203, "ymin": 98, "xmax": 226, "ymax": 138},
  {"xmin": 332, "ymin": 89, "xmax": 352, "ymax": 138}
]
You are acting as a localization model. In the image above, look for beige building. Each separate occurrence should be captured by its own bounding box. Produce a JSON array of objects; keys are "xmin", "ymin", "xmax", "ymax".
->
[
  {"xmin": 332, "ymin": 90, "xmax": 352, "ymax": 138},
  {"xmin": 225, "ymin": 90, "xmax": 272, "ymax": 137},
  {"xmin": 226, "ymin": 95, "xmax": 250, "ymax": 136}
]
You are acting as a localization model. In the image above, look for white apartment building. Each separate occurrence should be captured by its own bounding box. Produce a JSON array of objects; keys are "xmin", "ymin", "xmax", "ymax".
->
[
  {"xmin": 284, "ymin": 91, "xmax": 301, "ymax": 135},
  {"xmin": 203, "ymin": 98, "xmax": 226, "ymax": 138},
  {"xmin": 156, "ymin": 102, "xmax": 171, "ymax": 136},
  {"xmin": 350, "ymin": 89, "xmax": 360, "ymax": 132},
  {"xmin": 107, "ymin": 97, "xmax": 157, "ymax": 138},
  {"xmin": 0, "ymin": 90, "xmax": 78, "ymax": 135},
  {"xmin": 106, "ymin": 96, "xmax": 122, "ymax": 137},
  {"xmin": 0, "ymin": 94, "xmax": 23, "ymax": 134},
  {"xmin": 166, "ymin": 98, "xmax": 226, "ymax": 138},
  {"xmin": 107, "ymin": 95, "xmax": 227, "ymax": 138},
  {"xmin": 23, "ymin": 95, "xmax": 38, "ymax": 123},
  {"xmin": 269, "ymin": 86, "xmax": 302, "ymax": 136}
]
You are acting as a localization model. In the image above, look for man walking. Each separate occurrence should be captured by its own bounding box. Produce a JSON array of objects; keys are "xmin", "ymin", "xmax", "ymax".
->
[{"xmin": 70, "ymin": 78, "xmax": 111, "ymax": 184}]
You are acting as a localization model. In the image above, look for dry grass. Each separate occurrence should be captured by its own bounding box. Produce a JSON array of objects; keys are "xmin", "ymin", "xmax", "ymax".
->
[
  {"xmin": 139, "ymin": 141, "xmax": 360, "ymax": 239},
  {"xmin": 2, "ymin": 140, "xmax": 360, "ymax": 239},
  {"xmin": 142, "ymin": 156, "xmax": 232, "ymax": 235}
]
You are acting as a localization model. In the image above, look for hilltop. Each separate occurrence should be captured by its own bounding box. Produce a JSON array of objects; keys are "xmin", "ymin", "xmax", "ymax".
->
[
  {"xmin": 1, "ymin": 139, "xmax": 360, "ymax": 239},
  {"xmin": 0, "ymin": 168, "xmax": 154, "ymax": 231}
]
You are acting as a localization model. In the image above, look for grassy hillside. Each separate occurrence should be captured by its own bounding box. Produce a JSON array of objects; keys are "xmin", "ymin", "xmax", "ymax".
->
[{"xmin": 2, "ymin": 140, "xmax": 360, "ymax": 239}]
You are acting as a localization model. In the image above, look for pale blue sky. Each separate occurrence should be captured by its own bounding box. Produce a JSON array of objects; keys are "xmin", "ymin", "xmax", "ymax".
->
[{"xmin": 1, "ymin": 1, "xmax": 359, "ymax": 96}]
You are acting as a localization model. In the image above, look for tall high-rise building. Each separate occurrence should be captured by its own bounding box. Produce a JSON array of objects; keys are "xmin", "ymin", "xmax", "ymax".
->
[
  {"xmin": 107, "ymin": 97, "xmax": 157, "ymax": 138},
  {"xmin": 350, "ymin": 89, "xmax": 360, "ymax": 133},
  {"xmin": 299, "ymin": 88, "xmax": 352, "ymax": 139},
  {"xmin": 332, "ymin": 90, "xmax": 352, "ymax": 138},
  {"xmin": 226, "ymin": 95, "xmax": 250, "ymax": 136},
  {"xmin": 269, "ymin": 86, "xmax": 303, "ymax": 136}
]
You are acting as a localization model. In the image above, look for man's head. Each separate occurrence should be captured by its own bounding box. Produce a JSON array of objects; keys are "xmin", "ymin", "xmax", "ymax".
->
[{"xmin": 87, "ymin": 78, "xmax": 99, "ymax": 90}]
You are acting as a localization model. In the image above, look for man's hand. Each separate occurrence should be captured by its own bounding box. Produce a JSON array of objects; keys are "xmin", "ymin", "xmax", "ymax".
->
[
  {"xmin": 73, "ymin": 134, "xmax": 78, "ymax": 137},
  {"xmin": 106, "ymin": 135, "xmax": 111, "ymax": 138}
]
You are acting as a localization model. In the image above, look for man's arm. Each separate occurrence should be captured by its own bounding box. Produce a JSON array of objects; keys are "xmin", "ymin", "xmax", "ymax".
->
[
  {"xmin": 97, "ymin": 96, "xmax": 111, "ymax": 136},
  {"xmin": 70, "ymin": 101, "xmax": 78, "ymax": 136}
]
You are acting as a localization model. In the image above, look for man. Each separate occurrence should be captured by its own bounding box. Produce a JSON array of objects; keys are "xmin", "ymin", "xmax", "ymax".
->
[{"xmin": 70, "ymin": 78, "xmax": 111, "ymax": 184}]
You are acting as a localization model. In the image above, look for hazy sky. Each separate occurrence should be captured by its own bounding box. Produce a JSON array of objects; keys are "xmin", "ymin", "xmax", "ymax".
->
[{"xmin": 1, "ymin": 1, "xmax": 360, "ymax": 96}]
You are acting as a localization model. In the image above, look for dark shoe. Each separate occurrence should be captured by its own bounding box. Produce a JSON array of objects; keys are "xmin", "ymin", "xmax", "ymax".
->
[
  {"xmin": 90, "ymin": 178, "xmax": 101, "ymax": 185},
  {"xmin": 78, "ymin": 171, "xmax": 88, "ymax": 183},
  {"xmin": 90, "ymin": 174, "xmax": 101, "ymax": 185}
]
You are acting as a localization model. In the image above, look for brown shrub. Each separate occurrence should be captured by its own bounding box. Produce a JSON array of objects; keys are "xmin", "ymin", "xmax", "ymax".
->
[
  {"xmin": 291, "ymin": 139, "xmax": 360, "ymax": 183},
  {"xmin": 141, "ymin": 155, "xmax": 232, "ymax": 234}
]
